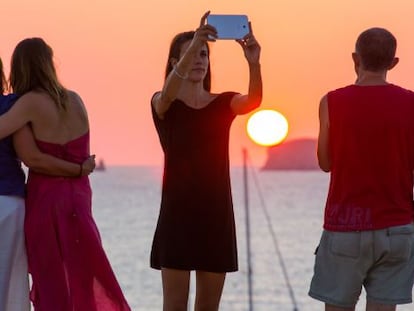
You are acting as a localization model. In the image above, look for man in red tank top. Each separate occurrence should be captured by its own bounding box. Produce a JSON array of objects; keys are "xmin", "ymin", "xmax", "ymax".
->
[{"xmin": 309, "ymin": 28, "xmax": 414, "ymax": 311}]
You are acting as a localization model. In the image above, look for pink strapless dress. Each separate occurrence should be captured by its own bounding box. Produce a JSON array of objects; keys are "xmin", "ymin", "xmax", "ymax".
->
[{"xmin": 24, "ymin": 132, "xmax": 130, "ymax": 311}]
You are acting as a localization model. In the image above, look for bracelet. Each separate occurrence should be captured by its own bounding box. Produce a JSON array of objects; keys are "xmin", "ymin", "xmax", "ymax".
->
[
  {"xmin": 172, "ymin": 66, "xmax": 188, "ymax": 79},
  {"xmin": 78, "ymin": 163, "xmax": 83, "ymax": 177}
]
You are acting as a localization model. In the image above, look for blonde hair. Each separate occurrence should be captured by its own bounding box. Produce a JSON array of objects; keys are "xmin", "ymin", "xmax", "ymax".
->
[{"xmin": 10, "ymin": 37, "xmax": 68, "ymax": 110}]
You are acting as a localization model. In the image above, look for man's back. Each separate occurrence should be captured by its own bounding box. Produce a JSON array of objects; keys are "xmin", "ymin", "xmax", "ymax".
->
[{"xmin": 324, "ymin": 83, "xmax": 414, "ymax": 231}]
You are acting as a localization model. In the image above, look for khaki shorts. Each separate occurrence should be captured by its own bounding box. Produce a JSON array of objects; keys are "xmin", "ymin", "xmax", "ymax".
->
[{"xmin": 308, "ymin": 223, "xmax": 414, "ymax": 308}]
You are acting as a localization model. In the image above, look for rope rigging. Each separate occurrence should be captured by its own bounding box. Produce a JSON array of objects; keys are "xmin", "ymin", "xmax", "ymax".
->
[{"xmin": 244, "ymin": 150, "xmax": 299, "ymax": 311}]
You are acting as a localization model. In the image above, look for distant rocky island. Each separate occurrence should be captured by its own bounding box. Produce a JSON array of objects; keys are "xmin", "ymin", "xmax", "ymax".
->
[{"xmin": 262, "ymin": 138, "xmax": 320, "ymax": 170}]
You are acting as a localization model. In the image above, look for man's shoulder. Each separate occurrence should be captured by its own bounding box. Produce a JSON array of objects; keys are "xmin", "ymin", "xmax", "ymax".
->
[
  {"xmin": 328, "ymin": 83, "xmax": 414, "ymax": 96},
  {"xmin": 388, "ymin": 84, "xmax": 414, "ymax": 96},
  {"xmin": 325, "ymin": 85, "xmax": 355, "ymax": 101},
  {"xmin": 328, "ymin": 84, "xmax": 355, "ymax": 94}
]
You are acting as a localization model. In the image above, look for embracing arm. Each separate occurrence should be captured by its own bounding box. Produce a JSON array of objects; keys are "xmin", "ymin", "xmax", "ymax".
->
[
  {"xmin": 230, "ymin": 23, "xmax": 262, "ymax": 115},
  {"xmin": 13, "ymin": 125, "xmax": 95, "ymax": 177},
  {"xmin": 317, "ymin": 95, "xmax": 331, "ymax": 172}
]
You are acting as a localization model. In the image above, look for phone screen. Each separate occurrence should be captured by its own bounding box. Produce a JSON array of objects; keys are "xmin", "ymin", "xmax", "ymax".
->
[{"xmin": 207, "ymin": 14, "xmax": 249, "ymax": 40}]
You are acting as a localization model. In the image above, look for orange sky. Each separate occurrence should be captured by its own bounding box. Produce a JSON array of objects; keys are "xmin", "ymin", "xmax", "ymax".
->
[{"xmin": 1, "ymin": 0, "xmax": 414, "ymax": 166}]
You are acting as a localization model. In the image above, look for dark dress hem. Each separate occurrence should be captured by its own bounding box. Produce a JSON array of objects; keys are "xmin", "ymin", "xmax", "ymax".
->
[{"xmin": 150, "ymin": 263, "xmax": 238, "ymax": 273}]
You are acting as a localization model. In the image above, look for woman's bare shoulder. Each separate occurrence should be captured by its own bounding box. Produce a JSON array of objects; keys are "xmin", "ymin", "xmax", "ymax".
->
[
  {"xmin": 18, "ymin": 91, "xmax": 43, "ymax": 100},
  {"xmin": 15, "ymin": 91, "xmax": 49, "ymax": 108},
  {"xmin": 67, "ymin": 90, "xmax": 89, "ymax": 119},
  {"xmin": 151, "ymin": 91, "xmax": 162, "ymax": 105},
  {"xmin": 67, "ymin": 90, "xmax": 83, "ymax": 103},
  {"xmin": 67, "ymin": 90, "xmax": 86, "ymax": 108}
]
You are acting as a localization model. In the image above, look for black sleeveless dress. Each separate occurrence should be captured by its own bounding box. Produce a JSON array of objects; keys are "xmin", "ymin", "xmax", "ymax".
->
[{"xmin": 151, "ymin": 92, "xmax": 238, "ymax": 272}]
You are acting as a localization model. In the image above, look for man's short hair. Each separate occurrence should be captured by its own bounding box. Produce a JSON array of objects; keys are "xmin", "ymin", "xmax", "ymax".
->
[{"xmin": 355, "ymin": 27, "xmax": 397, "ymax": 72}]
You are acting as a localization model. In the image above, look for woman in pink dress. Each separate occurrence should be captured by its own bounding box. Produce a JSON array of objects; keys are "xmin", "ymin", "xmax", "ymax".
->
[
  {"xmin": 0, "ymin": 56, "xmax": 95, "ymax": 311},
  {"xmin": 0, "ymin": 37, "xmax": 131, "ymax": 311}
]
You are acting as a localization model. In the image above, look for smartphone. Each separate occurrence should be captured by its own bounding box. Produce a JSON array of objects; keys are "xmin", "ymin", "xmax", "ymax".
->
[{"xmin": 207, "ymin": 14, "xmax": 250, "ymax": 40}]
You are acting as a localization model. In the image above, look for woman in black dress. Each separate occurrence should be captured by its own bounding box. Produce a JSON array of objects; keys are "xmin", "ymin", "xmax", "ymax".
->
[{"xmin": 151, "ymin": 11, "xmax": 262, "ymax": 310}]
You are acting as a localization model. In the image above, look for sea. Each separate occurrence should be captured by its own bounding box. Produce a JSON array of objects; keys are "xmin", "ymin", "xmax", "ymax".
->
[{"xmin": 88, "ymin": 166, "xmax": 414, "ymax": 311}]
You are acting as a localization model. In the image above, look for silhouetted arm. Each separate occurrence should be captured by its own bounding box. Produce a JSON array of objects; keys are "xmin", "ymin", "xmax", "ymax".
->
[
  {"xmin": 231, "ymin": 23, "xmax": 262, "ymax": 115},
  {"xmin": 317, "ymin": 95, "xmax": 331, "ymax": 172}
]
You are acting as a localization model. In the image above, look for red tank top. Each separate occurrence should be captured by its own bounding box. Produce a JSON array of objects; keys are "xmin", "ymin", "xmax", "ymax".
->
[{"xmin": 324, "ymin": 84, "xmax": 414, "ymax": 231}]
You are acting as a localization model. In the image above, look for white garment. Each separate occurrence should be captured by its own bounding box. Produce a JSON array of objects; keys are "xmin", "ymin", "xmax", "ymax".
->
[{"xmin": 0, "ymin": 195, "xmax": 30, "ymax": 311}]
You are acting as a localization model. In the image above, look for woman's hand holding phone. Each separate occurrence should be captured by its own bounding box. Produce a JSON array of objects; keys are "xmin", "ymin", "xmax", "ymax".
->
[
  {"xmin": 236, "ymin": 22, "xmax": 261, "ymax": 64},
  {"xmin": 192, "ymin": 11, "xmax": 217, "ymax": 46}
]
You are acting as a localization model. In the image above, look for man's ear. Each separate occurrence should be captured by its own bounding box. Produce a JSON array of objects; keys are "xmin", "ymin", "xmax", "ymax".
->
[
  {"xmin": 388, "ymin": 57, "xmax": 399, "ymax": 70},
  {"xmin": 352, "ymin": 52, "xmax": 360, "ymax": 75}
]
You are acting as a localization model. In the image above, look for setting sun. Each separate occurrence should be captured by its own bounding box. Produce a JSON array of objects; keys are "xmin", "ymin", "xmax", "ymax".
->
[{"xmin": 247, "ymin": 109, "xmax": 289, "ymax": 146}]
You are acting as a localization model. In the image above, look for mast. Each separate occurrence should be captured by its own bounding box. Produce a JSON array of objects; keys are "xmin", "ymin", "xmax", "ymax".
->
[{"xmin": 243, "ymin": 148, "xmax": 253, "ymax": 311}]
